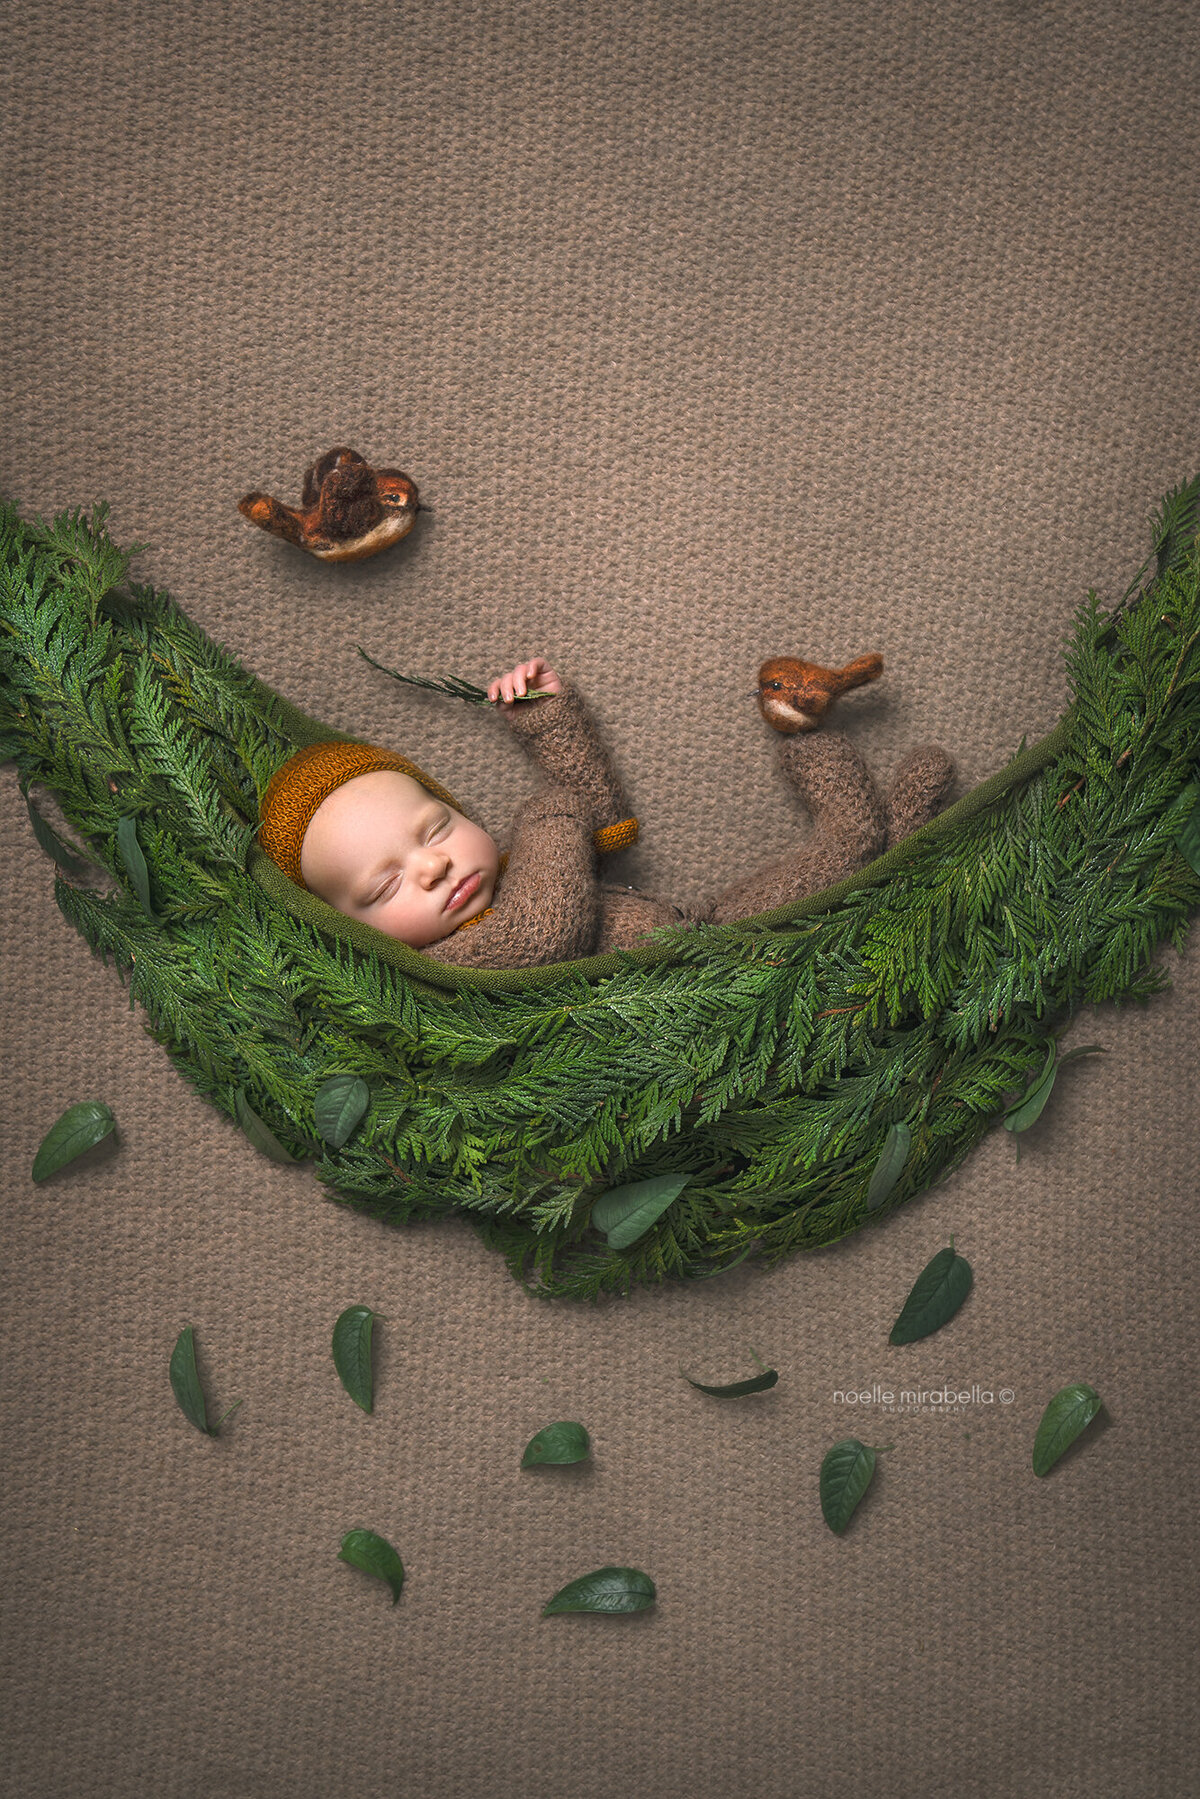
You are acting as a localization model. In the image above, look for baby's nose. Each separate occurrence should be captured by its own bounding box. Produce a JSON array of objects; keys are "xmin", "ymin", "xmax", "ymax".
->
[{"xmin": 416, "ymin": 846, "xmax": 451, "ymax": 884}]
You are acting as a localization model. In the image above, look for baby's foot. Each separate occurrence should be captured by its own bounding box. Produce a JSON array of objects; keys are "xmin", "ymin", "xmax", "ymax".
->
[
  {"xmin": 885, "ymin": 745, "xmax": 956, "ymax": 848},
  {"xmin": 756, "ymin": 654, "xmax": 884, "ymax": 734}
]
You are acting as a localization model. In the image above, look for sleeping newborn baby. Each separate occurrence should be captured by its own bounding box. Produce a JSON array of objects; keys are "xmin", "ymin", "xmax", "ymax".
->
[
  {"xmin": 258, "ymin": 653, "xmax": 955, "ymax": 968},
  {"xmin": 297, "ymin": 762, "xmax": 503, "ymax": 947}
]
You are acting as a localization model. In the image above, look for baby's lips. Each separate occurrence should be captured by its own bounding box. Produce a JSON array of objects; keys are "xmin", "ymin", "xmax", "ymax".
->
[{"xmin": 444, "ymin": 870, "xmax": 480, "ymax": 912}]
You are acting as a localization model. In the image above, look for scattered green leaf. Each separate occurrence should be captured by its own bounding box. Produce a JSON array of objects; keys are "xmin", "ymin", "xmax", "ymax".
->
[
  {"xmin": 235, "ymin": 1086, "xmax": 298, "ymax": 1163},
  {"xmin": 338, "ymin": 1528, "xmax": 405, "ymax": 1604},
  {"xmin": 683, "ymin": 1347, "xmax": 778, "ymax": 1396},
  {"xmin": 168, "ymin": 1325, "xmax": 242, "ymax": 1436},
  {"xmin": 521, "ymin": 1422, "xmax": 591, "ymax": 1466},
  {"xmin": 889, "ymin": 1242, "xmax": 973, "ymax": 1345},
  {"xmin": 32, "ymin": 1100, "xmax": 116, "ymax": 1181},
  {"xmin": 542, "ymin": 1566, "xmax": 656, "ymax": 1615},
  {"xmin": 1002, "ymin": 1041, "xmax": 1056, "ymax": 1134},
  {"xmin": 1002, "ymin": 1041, "xmax": 1106, "ymax": 1148},
  {"xmin": 116, "ymin": 813, "xmax": 159, "ymax": 922},
  {"xmin": 1032, "ymin": 1382, "xmax": 1104, "ymax": 1476},
  {"xmin": 25, "ymin": 792, "xmax": 89, "ymax": 875},
  {"xmin": 591, "ymin": 1172, "xmax": 691, "ymax": 1249},
  {"xmin": 332, "ymin": 1305, "xmax": 377, "ymax": 1413},
  {"xmin": 1057, "ymin": 1043, "xmax": 1107, "ymax": 1068},
  {"xmin": 169, "ymin": 1325, "xmax": 209, "ymax": 1434},
  {"xmin": 820, "ymin": 1438, "xmax": 889, "ymax": 1534},
  {"xmin": 314, "ymin": 1074, "xmax": 370, "ymax": 1149},
  {"xmin": 866, "ymin": 1120, "xmax": 911, "ymax": 1211}
]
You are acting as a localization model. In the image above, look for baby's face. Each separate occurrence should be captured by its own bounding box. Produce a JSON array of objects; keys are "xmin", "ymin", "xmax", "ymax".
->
[{"xmin": 299, "ymin": 770, "xmax": 500, "ymax": 947}]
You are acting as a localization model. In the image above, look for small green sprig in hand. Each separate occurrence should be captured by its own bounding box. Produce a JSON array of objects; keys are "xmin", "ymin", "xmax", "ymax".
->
[{"xmin": 355, "ymin": 647, "xmax": 554, "ymax": 704}]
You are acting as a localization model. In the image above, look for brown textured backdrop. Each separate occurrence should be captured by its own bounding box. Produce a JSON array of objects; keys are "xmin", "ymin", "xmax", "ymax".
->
[{"xmin": 2, "ymin": 3, "xmax": 1198, "ymax": 1795}]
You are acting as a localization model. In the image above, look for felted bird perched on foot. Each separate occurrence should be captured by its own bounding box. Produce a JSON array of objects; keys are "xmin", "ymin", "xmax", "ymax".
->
[
  {"xmin": 753, "ymin": 651, "xmax": 954, "ymax": 847},
  {"xmin": 238, "ymin": 446, "xmax": 420, "ymax": 562},
  {"xmin": 697, "ymin": 649, "xmax": 956, "ymax": 927}
]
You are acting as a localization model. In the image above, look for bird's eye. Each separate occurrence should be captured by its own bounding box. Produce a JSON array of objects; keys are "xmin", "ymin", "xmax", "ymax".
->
[{"xmin": 770, "ymin": 681, "xmax": 782, "ymax": 690}]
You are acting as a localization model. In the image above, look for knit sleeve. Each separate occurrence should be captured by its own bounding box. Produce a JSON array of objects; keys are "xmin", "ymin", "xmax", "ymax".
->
[
  {"xmin": 420, "ymin": 789, "xmax": 600, "ymax": 969},
  {"xmin": 498, "ymin": 679, "xmax": 629, "ymax": 832}
]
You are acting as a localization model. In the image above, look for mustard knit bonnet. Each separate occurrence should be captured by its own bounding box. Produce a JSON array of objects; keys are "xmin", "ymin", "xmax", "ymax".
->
[{"xmin": 258, "ymin": 740, "xmax": 464, "ymax": 891}]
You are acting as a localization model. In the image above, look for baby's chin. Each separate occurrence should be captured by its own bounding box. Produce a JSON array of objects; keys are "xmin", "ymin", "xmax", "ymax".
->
[{"xmin": 381, "ymin": 882, "xmax": 495, "ymax": 948}]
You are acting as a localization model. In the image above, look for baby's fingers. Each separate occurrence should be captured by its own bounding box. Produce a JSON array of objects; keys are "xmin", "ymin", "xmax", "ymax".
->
[
  {"xmin": 487, "ymin": 658, "xmax": 556, "ymax": 704},
  {"xmin": 519, "ymin": 656, "xmax": 561, "ymax": 695}
]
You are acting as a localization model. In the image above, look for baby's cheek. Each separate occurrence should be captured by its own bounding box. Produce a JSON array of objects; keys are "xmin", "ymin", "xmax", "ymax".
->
[{"xmin": 479, "ymin": 826, "xmax": 502, "ymax": 875}]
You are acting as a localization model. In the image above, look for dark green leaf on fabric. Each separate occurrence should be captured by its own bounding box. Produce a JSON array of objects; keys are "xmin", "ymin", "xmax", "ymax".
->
[
  {"xmin": 542, "ymin": 1566, "xmax": 656, "ymax": 1616},
  {"xmin": 26, "ymin": 793, "xmax": 89, "ymax": 874},
  {"xmin": 1057, "ymin": 1043, "xmax": 1106, "ymax": 1068},
  {"xmin": 314, "ymin": 1074, "xmax": 370, "ymax": 1149},
  {"xmin": 684, "ymin": 1368, "xmax": 778, "ymax": 1396},
  {"xmin": 338, "ymin": 1528, "xmax": 405, "ymax": 1604},
  {"xmin": 116, "ymin": 813, "xmax": 159, "ymax": 922},
  {"xmin": 820, "ymin": 1438, "xmax": 879, "ymax": 1534},
  {"xmin": 1002, "ymin": 1041, "xmax": 1057, "ymax": 1133},
  {"xmin": 1003, "ymin": 1040, "xmax": 1106, "ymax": 1137},
  {"xmin": 332, "ymin": 1306, "xmax": 376, "ymax": 1413},
  {"xmin": 32, "ymin": 1100, "xmax": 116, "ymax": 1181},
  {"xmin": 169, "ymin": 1325, "xmax": 216, "ymax": 1435},
  {"xmin": 591, "ymin": 1172, "xmax": 691, "ymax": 1249},
  {"xmin": 683, "ymin": 1349, "xmax": 779, "ymax": 1397},
  {"xmin": 235, "ymin": 1086, "xmax": 298, "ymax": 1163},
  {"xmin": 1033, "ymin": 1382, "xmax": 1103, "ymax": 1476},
  {"xmin": 521, "ymin": 1422, "xmax": 591, "ymax": 1466},
  {"xmin": 866, "ymin": 1121, "xmax": 911, "ymax": 1211},
  {"xmin": 889, "ymin": 1244, "xmax": 973, "ymax": 1345}
]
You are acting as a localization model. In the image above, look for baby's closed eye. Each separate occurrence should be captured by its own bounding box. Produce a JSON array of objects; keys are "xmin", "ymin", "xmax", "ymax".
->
[{"xmin": 368, "ymin": 813, "xmax": 451, "ymax": 901}]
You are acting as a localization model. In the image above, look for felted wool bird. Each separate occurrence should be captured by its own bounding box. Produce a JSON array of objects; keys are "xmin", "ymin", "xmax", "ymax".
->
[
  {"xmin": 756, "ymin": 652, "xmax": 884, "ymax": 732},
  {"xmin": 238, "ymin": 446, "xmax": 419, "ymax": 562}
]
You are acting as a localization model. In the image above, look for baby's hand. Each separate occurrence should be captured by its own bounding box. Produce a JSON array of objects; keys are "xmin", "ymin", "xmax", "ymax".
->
[{"xmin": 486, "ymin": 657, "xmax": 563, "ymax": 706}]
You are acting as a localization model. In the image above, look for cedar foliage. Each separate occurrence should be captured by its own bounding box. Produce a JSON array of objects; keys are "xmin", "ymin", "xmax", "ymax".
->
[{"xmin": 1, "ymin": 487, "xmax": 1199, "ymax": 1299}]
